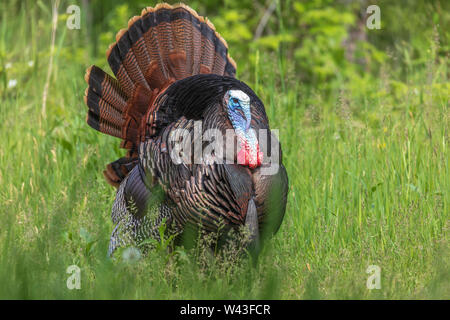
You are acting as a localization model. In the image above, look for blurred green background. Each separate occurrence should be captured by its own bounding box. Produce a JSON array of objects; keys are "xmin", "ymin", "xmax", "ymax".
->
[{"xmin": 0, "ymin": 0, "xmax": 448, "ymax": 299}]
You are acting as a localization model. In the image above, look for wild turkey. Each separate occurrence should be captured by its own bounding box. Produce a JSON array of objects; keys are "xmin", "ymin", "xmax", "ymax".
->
[{"xmin": 83, "ymin": 3, "xmax": 288, "ymax": 256}]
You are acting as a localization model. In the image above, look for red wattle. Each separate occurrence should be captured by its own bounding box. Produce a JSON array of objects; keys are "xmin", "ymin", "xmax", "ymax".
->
[
  {"xmin": 237, "ymin": 145, "xmax": 249, "ymax": 166},
  {"xmin": 237, "ymin": 141, "xmax": 263, "ymax": 169}
]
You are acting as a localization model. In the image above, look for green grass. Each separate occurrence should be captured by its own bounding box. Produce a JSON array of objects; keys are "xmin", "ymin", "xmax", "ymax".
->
[{"xmin": 0, "ymin": 1, "xmax": 448, "ymax": 299}]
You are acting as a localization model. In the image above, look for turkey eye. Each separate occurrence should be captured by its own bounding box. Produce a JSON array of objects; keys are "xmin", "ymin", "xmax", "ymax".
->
[{"xmin": 232, "ymin": 98, "xmax": 238, "ymax": 104}]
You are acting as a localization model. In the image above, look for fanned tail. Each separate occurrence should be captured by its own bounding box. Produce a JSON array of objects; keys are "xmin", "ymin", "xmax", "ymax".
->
[{"xmin": 84, "ymin": 3, "xmax": 237, "ymax": 186}]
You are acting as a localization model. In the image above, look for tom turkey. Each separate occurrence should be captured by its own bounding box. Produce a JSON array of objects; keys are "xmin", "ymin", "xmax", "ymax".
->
[{"xmin": 83, "ymin": 3, "xmax": 288, "ymax": 256}]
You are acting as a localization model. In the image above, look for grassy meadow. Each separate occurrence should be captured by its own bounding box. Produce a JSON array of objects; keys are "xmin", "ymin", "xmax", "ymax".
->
[{"xmin": 0, "ymin": 0, "xmax": 448, "ymax": 299}]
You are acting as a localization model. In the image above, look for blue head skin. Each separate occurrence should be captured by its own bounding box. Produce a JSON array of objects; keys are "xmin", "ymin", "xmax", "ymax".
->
[
  {"xmin": 225, "ymin": 90, "xmax": 262, "ymax": 168},
  {"xmin": 226, "ymin": 89, "xmax": 252, "ymax": 134}
]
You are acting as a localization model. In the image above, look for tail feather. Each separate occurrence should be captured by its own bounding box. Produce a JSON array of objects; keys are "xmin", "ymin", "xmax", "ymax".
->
[
  {"xmin": 127, "ymin": 17, "xmax": 152, "ymax": 78},
  {"xmin": 85, "ymin": 88, "xmax": 124, "ymax": 127},
  {"xmin": 84, "ymin": 66, "xmax": 127, "ymax": 138},
  {"xmin": 113, "ymin": 28, "xmax": 151, "ymax": 91},
  {"xmin": 199, "ymin": 21, "xmax": 216, "ymax": 74},
  {"xmin": 84, "ymin": 3, "xmax": 237, "ymax": 187},
  {"xmin": 84, "ymin": 65, "xmax": 127, "ymax": 109}
]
